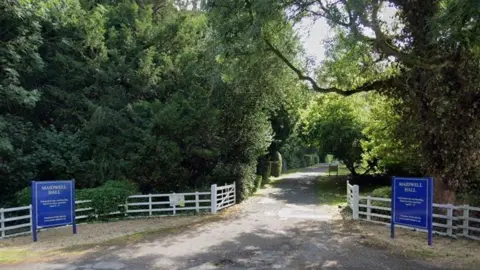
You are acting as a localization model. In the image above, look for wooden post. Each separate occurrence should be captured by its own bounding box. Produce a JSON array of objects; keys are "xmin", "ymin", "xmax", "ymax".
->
[
  {"xmin": 124, "ymin": 199, "xmax": 128, "ymax": 217},
  {"xmin": 462, "ymin": 205, "xmax": 469, "ymax": 237},
  {"xmin": 346, "ymin": 181, "xmax": 350, "ymax": 206},
  {"xmin": 29, "ymin": 204, "xmax": 34, "ymax": 237},
  {"xmin": 0, "ymin": 208, "xmax": 4, "ymax": 239},
  {"xmin": 195, "ymin": 192, "xmax": 199, "ymax": 213},
  {"xmin": 352, "ymin": 185, "xmax": 360, "ymax": 220},
  {"xmin": 172, "ymin": 192, "xmax": 176, "ymax": 215},
  {"xmin": 210, "ymin": 184, "xmax": 217, "ymax": 214},
  {"xmin": 366, "ymin": 196, "xmax": 371, "ymax": 221},
  {"xmin": 233, "ymin": 183, "xmax": 236, "ymax": 204},
  {"xmin": 446, "ymin": 204, "xmax": 454, "ymax": 237},
  {"xmin": 149, "ymin": 194, "xmax": 152, "ymax": 216}
]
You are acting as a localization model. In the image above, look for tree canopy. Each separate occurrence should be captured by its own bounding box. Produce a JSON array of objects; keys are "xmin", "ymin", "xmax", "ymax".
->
[
  {"xmin": 1, "ymin": 0, "xmax": 479, "ymax": 205},
  {"xmin": 208, "ymin": 0, "xmax": 480, "ymax": 202}
]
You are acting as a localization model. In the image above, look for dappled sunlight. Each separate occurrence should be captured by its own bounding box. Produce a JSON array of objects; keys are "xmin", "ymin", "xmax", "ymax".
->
[{"xmin": 281, "ymin": 172, "xmax": 327, "ymax": 179}]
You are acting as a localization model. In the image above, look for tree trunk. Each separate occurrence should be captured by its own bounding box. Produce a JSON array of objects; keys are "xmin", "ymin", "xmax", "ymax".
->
[{"xmin": 433, "ymin": 175, "xmax": 456, "ymax": 204}]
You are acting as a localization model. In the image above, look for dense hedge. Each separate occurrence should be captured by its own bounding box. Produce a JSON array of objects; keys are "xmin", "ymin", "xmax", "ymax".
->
[
  {"xmin": 270, "ymin": 161, "xmax": 281, "ymax": 177},
  {"xmin": 14, "ymin": 180, "xmax": 138, "ymax": 217},
  {"xmin": 0, "ymin": 0, "xmax": 302, "ymax": 206},
  {"xmin": 303, "ymin": 154, "xmax": 319, "ymax": 167},
  {"xmin": 270, "ymin": 152, "xmax": 283, "ymax": 177}
]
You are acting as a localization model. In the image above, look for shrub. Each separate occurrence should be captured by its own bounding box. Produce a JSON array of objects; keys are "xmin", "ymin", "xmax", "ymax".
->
[
  {"xmin": 303, "ymin": 154, "xmax": 319, "ymax": 167},
  {"xmin": 366, "ymin": 186, "xmax": 392, "ymax": 220},
  {"xmin": 270, "ymin": 161, "xmax": 281, "ymax": 177},
  {"xmin": 370, "ymin": 186, "xmax": 391, "ymax": 198},
  {"xmin": 90, "ymin": 181, "xmax": 137, "ymax": 217},
  {"xmin": 13, "ymin": 187, "xmax": 31, "ymax": 206},
  {"xmin": 272, "ymin": 152, "xmax": 282, "ymax": 176},
  {"xmin": 262, "ymin": 161, "xmax": 271, "ymax": 184},
  {"xmin": 254, "ymin": 175, "xmax": 262, "ymax": 191},
  {"xmin": 313, "ymin": 154, "xmax": 320, "ymax": 164}
]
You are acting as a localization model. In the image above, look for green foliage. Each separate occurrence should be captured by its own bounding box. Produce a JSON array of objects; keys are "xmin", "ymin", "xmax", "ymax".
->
[
  {"xmin": 254, "ymin": 175, "xmax": 263, "ymax": 191},
  {"xmin": 89, "ymin": 180, "xmax": 137, "ymax": 216},
  {"xmin": 370, "ymin": 187, "xmax": 392, "ymax": 199},
  {"xmin": 13, "ymin": 187, "xmax": 31, "ymax": 207},
  {"xmin": 299, "ymin": 95, "xmax": 363, "ymax": 174},
  {"xmin": 0, "ymin": 0, "xmax": 305, "ymax": 204},
  {"xmin": 270, "ymin": 161, "xmax": 281, "ymax": 177},
  {"xmin": 303, "ymin": 154, "xmax": 319, "ymax": 167},
  {"xmin": 280, "ymin": 135, "xmax": 312, "ymax": 169},
  {"xmin": 270, "ymin": 152, "xmax": 282, "ymax": 177},
  {"xmin": 361, "ymin": 96, "xmax": 422, "ymax": 176},
  {"xmin": 261, "ymin": 160, "xmax": 271, "ymax": 185},
  {"xmin": 312, "ymin": 155, "xmax": 320, "ymax": 165}
]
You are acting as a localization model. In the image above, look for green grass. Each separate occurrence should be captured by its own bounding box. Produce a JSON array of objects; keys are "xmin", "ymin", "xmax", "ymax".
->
[
  {"xmin": 0, "ymin": 249, "xmax": 33, "ymax": 263},
  {"xmin": 315, "ymin": 175, "xmax": 350, "ymax": 206},
  {"xmin": 327, "ymin": 164, "xmax": 366, "ymax": 176},
  {"xmin": 316, "ymin": 165, "xmax": 382, "ymax": 206}
]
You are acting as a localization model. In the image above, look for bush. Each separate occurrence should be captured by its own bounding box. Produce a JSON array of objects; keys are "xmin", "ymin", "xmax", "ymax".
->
[
  {"xmin": 313, "ymin": 154, "xmax": 320, "ymax": 164},
  {"xmin": 89, "ymin": 180, "xmax": 137, "ymax": 217},
  {"xmin": 254, "ymin": 175, "xmax": 262, "ymax": 191},
  {"xmin": 303, "ymin": 154, "xmax": 319, "ymax": 167},
  {"xmin": 14, "ymin": 187, "xmax": 31, "ymax": 206},
  {"xmin": 12, "ymin": 180, "xmax": 138, "ymax": 219},
  {"xmin": 367, "ymin": 186, "xmax": 391, "ymax": 219},
  {"xmin": 272, "ymin": 152, "xmax": 282, "ymax": 176},
  {"xmin": 370, "ymin": 186, "xmax": 391, "ymax": 198},
  {"xmin": 270, "ymin": 161, "xmax": 281, "ymax": 177},
  {"xmin": 262, "ymin": 161, "xmax": 271, "ymax": 184},
  {"xmin": 325, "ymin": 154, "xmax": 334, "ymax": 164},
  {"xmin": 281, "ymin": 136, "xmax": 310, "ymax": 169}
]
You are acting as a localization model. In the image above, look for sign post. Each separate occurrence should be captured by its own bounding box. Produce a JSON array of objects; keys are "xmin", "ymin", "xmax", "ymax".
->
[
  {"xmin": 31, "ymin": 180, "xmax": 76, "ymax": 242},
  {"xmin": 391, "ymin": 177, "xmax": 433, "ymax": 245}
]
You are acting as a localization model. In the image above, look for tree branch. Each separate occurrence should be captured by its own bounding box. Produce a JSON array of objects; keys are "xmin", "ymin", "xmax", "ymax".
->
[
  {"xmin": 264, "ymin": 38, "xmax": 394, "ymax": 96},
  {"xmin": 291, "ymin": 0, "xmax": 452, "ymax": 69}
]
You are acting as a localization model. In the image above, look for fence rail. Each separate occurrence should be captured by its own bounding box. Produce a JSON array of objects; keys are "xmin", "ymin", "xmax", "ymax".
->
[
  {"xmin": 0, "ymin": 183, "xmax": 236, "ymax": 240},
  {"xmin": 347, "ymin": 181, "xmax": 480, "ymax": 241}
]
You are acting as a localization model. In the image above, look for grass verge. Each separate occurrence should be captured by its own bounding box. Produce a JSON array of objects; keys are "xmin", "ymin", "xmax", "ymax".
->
[
  {"xmin": 315, "ymin": 165, "xmax": 383, "ymax": 206},
  {"xmin": 0, "ymin": 213, "xmax": 229, "ymax": 264},
  {"xmin": 342, "ymin": 220, "xmax": 480, "ymax": 269}
]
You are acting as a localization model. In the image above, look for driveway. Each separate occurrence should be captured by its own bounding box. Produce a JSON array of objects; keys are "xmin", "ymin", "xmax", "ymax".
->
[{"xmin": 1, "ymin": 166, "xmax": 441, "ymax": 269}]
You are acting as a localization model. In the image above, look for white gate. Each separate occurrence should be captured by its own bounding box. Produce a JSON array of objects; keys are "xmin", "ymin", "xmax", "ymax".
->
[{"xmin": 210, "ymin": 183, "xmax": 236, "ymax": 213}]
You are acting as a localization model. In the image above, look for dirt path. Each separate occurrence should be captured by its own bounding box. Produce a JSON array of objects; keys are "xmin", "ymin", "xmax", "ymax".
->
[{"xmin": 1, "ymin": 167, "xmax": 443, "ymax": 269}]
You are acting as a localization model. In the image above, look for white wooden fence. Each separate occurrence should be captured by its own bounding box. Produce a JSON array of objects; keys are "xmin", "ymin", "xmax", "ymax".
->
[
  {"xmin": 0, "ymin": 182, "xmax": 236, "ymax": 239},
  {"xmin": 211, "ymin": 183, "xmax": 236, "ymax": 213},
  {"xmin": 347, "ymin": 181, "xmax": 480, "ymax": 241}
]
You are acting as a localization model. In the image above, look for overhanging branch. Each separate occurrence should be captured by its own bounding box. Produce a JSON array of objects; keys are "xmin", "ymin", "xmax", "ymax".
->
[{"xmin": 264, "ymin": 38, "xmax": 393, "ymax": 96}]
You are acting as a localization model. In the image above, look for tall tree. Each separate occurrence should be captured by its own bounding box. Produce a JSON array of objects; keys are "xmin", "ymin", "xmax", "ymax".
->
[{"xmin": 208, "ymin": 0, "xmax": 480, "ymax": 202}]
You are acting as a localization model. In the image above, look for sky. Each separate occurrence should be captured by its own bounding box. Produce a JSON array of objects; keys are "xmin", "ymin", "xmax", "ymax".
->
[
  {"xmin": 296, "ymin": 6, "xmax": 398, "ymax": 66},
  {"xmin": 295, "ymin": 17, "xmax": 332, "ymax": 64}
]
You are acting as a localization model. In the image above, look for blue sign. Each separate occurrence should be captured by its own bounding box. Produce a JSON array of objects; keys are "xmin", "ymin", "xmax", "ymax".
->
[
  {"xmin": 31, "ymin": 180, "xmax": 76, "ymax": 242},
  {"xmin": 391, "ymin": 177, "xmax": 433, "ymax": 245}
]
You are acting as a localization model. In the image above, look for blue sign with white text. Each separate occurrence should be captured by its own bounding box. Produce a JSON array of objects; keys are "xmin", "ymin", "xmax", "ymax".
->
[
  {"xmin": 31, "ymin": 180, "xmax": 76, "ymax": 241},
  {"xmin": 391, "ymin": 177, "xmax": 433, "ymax": 245}
]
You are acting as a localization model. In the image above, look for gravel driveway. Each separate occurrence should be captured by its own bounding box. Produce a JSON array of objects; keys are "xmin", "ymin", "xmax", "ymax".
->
[{"xmin": 1, "ymin": 166, "xmax": 444, "ymax": 269}]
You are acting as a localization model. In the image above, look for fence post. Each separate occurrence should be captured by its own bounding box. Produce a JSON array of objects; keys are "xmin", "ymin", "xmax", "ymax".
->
[
  {"xmin": 173, "ymin": 192, "xmax": 176, "ymax": 215},
  {"xmin": 124, "ymin": 198, "xmax": 128, "ymax": 217},
  {"xmin": 446, "ymin": 204, "xmax": 454, "ymax": 237},
  {"xmin": 0, "ymin": 208, "xmax": 4, "ymax": 239},
  {"xmin": 149, "ymin": 194, "xmax": 152, "ymax": 216},
  {"xmin": 29, "ymin": 204, "xmax": 33, "ymax": 236},
  {"xmin": 352, "ymin": 185, "xmax": 360, "ymax": 220},
  {"xmin": 462, "ymin": 205, "xmax": 469, "ymax": 237},
  {"xmin": 195, "ymin": 192, "xmax": 199, "ymax": 213},
  {"xmin": 233, "ymin": 182, "xmax": 236, "ymax": 204},
  {"xmin": 366, "ymin": 196, "xmax": 371, "ymax": 221},
  {"xmin": 211, "ymin": 184, "xmax": 217, "ymax": 214}
]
